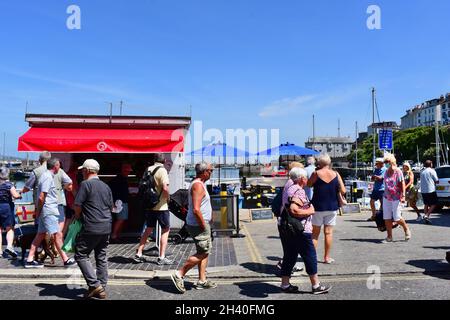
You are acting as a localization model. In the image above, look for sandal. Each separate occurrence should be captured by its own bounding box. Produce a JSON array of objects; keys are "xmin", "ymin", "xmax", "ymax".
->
[{"xmin": 324, "ymin": 258, "xmax": 335, "ymax": 264}]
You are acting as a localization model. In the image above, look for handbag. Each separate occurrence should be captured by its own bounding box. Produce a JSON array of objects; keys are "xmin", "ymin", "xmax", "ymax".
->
[
  {"xmin": 279, "ymin": 191, "xmax": 305, "ymax": 238},
  {"xmin": 62, "ymin": 219, "xmax": 82, "ymax": 253}
]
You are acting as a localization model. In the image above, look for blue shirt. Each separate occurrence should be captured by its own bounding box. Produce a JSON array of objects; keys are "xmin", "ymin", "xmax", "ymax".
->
[
  {"xmin": 373, "ymin": 167, "xmax": 387, "ymax": 192},
  {"xmin": 38, "ymin": 170, "xmax": 59, "ymax": 216},
  {"xmin": 0, "ymin": 181, "xmax": 13, "ymax": 204}
]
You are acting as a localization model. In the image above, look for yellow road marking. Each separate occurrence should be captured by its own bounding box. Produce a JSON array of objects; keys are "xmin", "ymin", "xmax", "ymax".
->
[
  {"xmin": 241, "ymin": 224, "xmax": 264, "ymax": 265},
  {"xmin": 0, "ymin": 274, "xmax": 441, "ymax": 286}
]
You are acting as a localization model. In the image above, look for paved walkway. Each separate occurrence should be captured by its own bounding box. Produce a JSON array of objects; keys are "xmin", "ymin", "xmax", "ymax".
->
[{"xmin": 1, "ymin": 207, "xmax": 449, "ymax": 281}]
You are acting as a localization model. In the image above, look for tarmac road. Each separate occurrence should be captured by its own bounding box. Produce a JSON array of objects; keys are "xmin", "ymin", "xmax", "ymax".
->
[{"xmin": 0, "ymin": 272, "xmax": 448, "ymax": 300}]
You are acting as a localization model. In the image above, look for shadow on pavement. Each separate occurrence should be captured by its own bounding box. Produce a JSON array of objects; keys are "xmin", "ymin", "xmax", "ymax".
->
[
  {"xmin": 108, "ymin": 256, "xmax": 136, "ymax": 264},
  {"xmin": 267, "ymin": 236, "xmax": 280, "ymax": 240},
  {"xmin": 423, "ymin": 246, "xmax": 450, "ymax": 250},
  {"xmin": 237, "ymin": 282, "xmax": 309, "ymax": 298},
  {"xmin": 340, "ymin": 238, "xmax": 382, "ymax": 244},
  {"xmin": 240, "ymin": 262, "xmax": 278, "ymax": 276},
  {"xmin": 405, "ymin": 259, "xmax": 450, "ymax": 280},
  {"xmin": 35, "ymin": 283, "xmax": 85, "ymax": 300},
  {"xmin": 145, "ymin": 279, "xmax": 190, "ymax": 294}
]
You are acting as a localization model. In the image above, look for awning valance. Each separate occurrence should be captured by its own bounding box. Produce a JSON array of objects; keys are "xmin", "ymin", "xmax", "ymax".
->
[{"xmin": 18, "ymin": 127, "xmax": 185, "ymax": 153}]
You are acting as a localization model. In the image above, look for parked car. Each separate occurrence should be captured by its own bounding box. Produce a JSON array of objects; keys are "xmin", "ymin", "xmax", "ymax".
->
[{"xmin": 435, "ymin": 165, "xmax": 450, "ymax": 206}]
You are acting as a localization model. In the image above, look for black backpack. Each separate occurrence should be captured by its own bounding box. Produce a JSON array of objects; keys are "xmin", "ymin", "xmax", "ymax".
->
[
  {"xmin": 271, "ymin": 189, "xmax": 283, "ymax": 217},
  {"xmin": 139, "ymin": 166, "xmax": 163, "ymax": 209}
]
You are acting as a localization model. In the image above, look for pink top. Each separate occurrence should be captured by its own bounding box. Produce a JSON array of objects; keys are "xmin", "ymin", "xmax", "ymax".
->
[
  {"xmin": 282, "ymin": 180, "xmax": 313, "ymax": 234},
  {"xmin": 383, "ymin": 168, "xmax": 404, "ymax": 201}
]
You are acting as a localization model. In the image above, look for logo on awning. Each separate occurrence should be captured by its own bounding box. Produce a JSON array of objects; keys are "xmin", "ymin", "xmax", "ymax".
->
[{"xmin": 97, "ymin": 141, "xmax": 108, "ymax": 151}]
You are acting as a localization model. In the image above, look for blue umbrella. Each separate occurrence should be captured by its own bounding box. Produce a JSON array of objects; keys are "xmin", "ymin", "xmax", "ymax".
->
[
  {"xmin": 257, "ymin": 142, "xmax": 319, "ymax": 157},
  {"xmin": 188, "ymin": 142, "xmax": 250, "ymax": 185}
]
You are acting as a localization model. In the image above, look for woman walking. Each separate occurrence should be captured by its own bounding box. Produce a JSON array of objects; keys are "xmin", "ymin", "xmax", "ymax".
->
[
  {"xmin": 382, "ymin": 154, "xmax": 411, "ymax": 243},
  {"xmin": 280, "ymin": 167, "xmax": 331, "ymax": 295},
  {"xmin": 0, "ymin": 167, "xmax": 22, "ymax": 258},
  {"xmin": 402, "ymin": 162, "xmax": 422, "ymax": 220},
  {"xmin": 307, "ymin": 154, "xmax": 346, "ymax": 264}
]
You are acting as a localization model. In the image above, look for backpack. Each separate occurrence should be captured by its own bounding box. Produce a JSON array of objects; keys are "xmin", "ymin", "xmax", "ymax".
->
[
  {"xmin": 139, "ymin": 166, "xmax": 163, "ymax": 209},
  {"xmin": 271, "ymin": 189, "xmax": 283, "ymax": 217}
]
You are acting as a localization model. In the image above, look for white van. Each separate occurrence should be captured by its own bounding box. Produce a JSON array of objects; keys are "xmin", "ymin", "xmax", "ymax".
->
[{"xmin": 435, "ymin": 165, "xmax": 450, "ymax": 206}]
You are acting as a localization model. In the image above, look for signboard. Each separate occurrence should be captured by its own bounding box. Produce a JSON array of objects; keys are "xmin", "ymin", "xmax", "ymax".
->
[
  {"xmin": 379, "ymin": 129, "xmax": 393, "ymax": 150},
  {"xmin": 250, "ymin": 208, "xmax": 274, "ymax": 221},
  {"xmin": 340, "ymin": 203, "xmax": 361, "ymax": 214},
  {"xmin": 371, "ymin": 122, "xmax": 398, "ymax": 129}
]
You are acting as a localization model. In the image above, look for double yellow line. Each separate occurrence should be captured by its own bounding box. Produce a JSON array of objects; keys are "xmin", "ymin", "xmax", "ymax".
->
[{"xmin": 241, "ymin": 224, "xmax": 264, "ymax": 266}]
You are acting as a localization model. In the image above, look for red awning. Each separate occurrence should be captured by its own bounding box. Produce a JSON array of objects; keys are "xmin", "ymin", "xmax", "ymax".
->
[{"xmin": 18, "ymin": 127, "xmax": 185, "ymax": 153}]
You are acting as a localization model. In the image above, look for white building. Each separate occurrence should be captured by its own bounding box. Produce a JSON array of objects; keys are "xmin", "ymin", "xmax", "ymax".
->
[{"xmin": 401, "ymin": 93, "xmax": 450, "ymax": 130}]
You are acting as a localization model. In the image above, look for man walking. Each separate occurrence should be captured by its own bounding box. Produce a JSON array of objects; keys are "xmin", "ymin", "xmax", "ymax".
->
[
  {"xmin": 368, "ymin": 158, "xmax": 386, "ymax": 221},
  {"xmin": 134, "ymin": 154, "xmax": 172, "ymax": 265},
  {"xmin": 22, "ymin": 151, "xmax": 52, "ymax": 206},
  {"xmin": 171, "ymin": 161, "xmax": 217, "ymax": 293},
  {"xmin": 25, "ymin": 158, "xmax": 76, "ymax": 268},
  {"xmin": 420, "ymin": 160, "xmax": 439, "ymax": 225},
  {"xmin": 304, "ymin": 156, "xmax": 316, "ymax": 201},
  {"xmin": 74, "ymin": 159, "xmax": 114, "ymax": 300}
]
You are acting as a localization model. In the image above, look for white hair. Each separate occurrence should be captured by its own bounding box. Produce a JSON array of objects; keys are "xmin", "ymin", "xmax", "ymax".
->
[
  {"xmin": 306, "ymin": 156, "xmax": 316, "ymax": 166},
  {"xmin": 317, "ymin": 153, "xmax": 332, "ymax": 167},
  {"xmin": 195, "ymin": 161, "xmax": 210, "ymax": 175},
  {"xmin": 289, "ymin": 167, "xmax": 308, "ymax": 182},
  {"xmin": 0, "ymin": 167, "xmax": 9, "ymax": 180},
  {"xmin": 39, "ymin": 151, "xmax": 51, "ymax": 164}
]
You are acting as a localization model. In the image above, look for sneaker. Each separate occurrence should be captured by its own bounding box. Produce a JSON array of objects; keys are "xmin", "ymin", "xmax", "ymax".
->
[
  {"xmin": 281, "ymin": 284, "xmax": 299, "ymax": 293},
  {"xmin": 276, "ymin": 260, "xmax": 283, "ymax": 270},
  {"xmin": 4, "ymin": 248, "xmax": 18, "ymax": 259},
  {"xmin": 84, "ymin": 286, "xmax": 106, "ymax": 300},
  {"xmin": 64, "ymin": 258, "xmax": 76, "ymax": 267},
  {"xmin": 133, "ymin": 254, "xmax": 146, "ymax": 263},
  {"xmin": 292, "ymin": 264, "xmax": 304, "ymax": 272},
  {"xmin": 367, "ymin": 216, "xmax": 376, "ymax": 222},
  {"xmin": 157, "ymin": 257, "xmax": 174, "ymax": 265},
  {"xmin": 24, "ymin": 260, "xmax": 44, "ymax": 269},
  {"xmin": 381, "ymin": 237, "xmax": 393, "ymax": 244},
  {"xmin": 312, "ymin": 283, "xmax": 332, "ymax": 295},
  {"xmin": 416, "ymin": 214, "xmax": 425, "ymax": 222},
  {"xmin": 423, "ymin": 217, "xmax": 432, "ymax": 225},
  {"xmin": 170, "ymin": 272, "xmax": 186, "ymax": 294},
  {"xmin": 194, "ymin": 280, "xmax": 218, "ymax": 290},
  {"xmin": 405, "ymin": 229, "xmax": 412, "ymax": 241}
]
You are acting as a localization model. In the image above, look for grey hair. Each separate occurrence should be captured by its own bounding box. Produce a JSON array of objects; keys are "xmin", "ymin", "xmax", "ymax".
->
[
  {"xmin": 289, "ymin": 167, "xmax": 308, "ymax": 182},
  {"xmin": 39, "ymin": 151, "xmax": 52, "ymax": 164},
  {"xmin": 0, "ymin": 167, "xmax": 10, "ymax": 180},
  {"xmin": 154, "ymin": 153, "xmax": 166, "ymax": 164},
  {"xmin": 317, "ymin": 154, "xmax": 332, "ymax": 167},
  {"xmin": 306, "ymin": 156, "xmax": 316, "ymax": 166},
  {"xmin": 195, "ymin": 161, "xmax": 210, "ymax": 175},
  {"xmin": 47, "ymin": 158, "xmax": 60, "ymax": 170}
]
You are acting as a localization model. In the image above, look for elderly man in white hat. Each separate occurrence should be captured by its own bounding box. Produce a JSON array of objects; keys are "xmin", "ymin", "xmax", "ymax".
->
[
  {"xmin": 74, "ymin": 159, "xmax": 114, "ymax": 300},
  {"xmin": 368, "ymin": 158, "xmax": 387, "ymax": 221}
]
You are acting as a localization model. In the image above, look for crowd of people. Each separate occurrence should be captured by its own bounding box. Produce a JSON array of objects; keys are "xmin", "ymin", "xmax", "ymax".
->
[{"xmin": 0, "ymin": 149, "xmax": 444, "ymax": 299}]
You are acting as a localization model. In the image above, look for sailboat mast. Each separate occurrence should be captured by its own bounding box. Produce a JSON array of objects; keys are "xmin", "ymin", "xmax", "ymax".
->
[{"xmin": 372, "ymin": 88, "xmax": 376, "ymax": 165}]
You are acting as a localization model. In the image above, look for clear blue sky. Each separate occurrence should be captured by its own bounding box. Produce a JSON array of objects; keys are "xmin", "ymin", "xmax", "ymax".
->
[{"xmin": 1, "ymin": 0, "xmax": 450, "ymax": 158}]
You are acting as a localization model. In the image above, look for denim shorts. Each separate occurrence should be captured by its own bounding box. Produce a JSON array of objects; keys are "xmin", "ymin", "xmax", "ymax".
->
[
  {"xmin": 58, "ymin": 205, "xmax": 66, "ymax": 223},
  {"xmin": 0, "ymin": 203, "xmax": 15, "ymax": 229},
  {"xmin": 37, "ymin": 214, "xmax": 60, "ymax": 234},
  {"xmin": 116, "ymin": 203, "xmax": 129, "ymax": 220}
]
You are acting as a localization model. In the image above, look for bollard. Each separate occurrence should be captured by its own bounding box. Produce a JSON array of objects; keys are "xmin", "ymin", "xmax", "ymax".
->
[{"xmin": 220, "ymin": 183, "xmax": 228, "ymax": 229}]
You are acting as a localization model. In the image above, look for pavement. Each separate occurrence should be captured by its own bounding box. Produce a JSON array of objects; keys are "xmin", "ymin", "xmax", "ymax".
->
[{"xmin": 0, "ymin": 206, "xmax": 449, "ymax": 300}]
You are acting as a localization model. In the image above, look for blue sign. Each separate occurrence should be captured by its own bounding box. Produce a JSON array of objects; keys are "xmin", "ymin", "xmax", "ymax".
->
[{"xmin": 379, "ymin": 129, "xmax": 393, "ymax": 150}]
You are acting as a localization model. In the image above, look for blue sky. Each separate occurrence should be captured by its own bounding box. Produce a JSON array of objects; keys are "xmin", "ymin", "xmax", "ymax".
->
[{"xmin": 1, "ymin": 0, "xmax": 450, "ymax": 158}]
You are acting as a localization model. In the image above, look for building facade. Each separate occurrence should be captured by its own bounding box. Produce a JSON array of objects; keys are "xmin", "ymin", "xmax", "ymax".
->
[
  {"xmin": 401, "ymin": 93, "xmax": 450, "ymax": 130},
  {"xmin": 305, "ymin": 136, "xmax": 353, "ymax": 159}
]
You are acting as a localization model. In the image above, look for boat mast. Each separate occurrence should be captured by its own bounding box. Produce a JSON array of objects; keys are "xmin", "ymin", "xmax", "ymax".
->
[
  {"xmin": 355, "ymin": 121, "xmax": 358, "ymax": 178},
  {"xmin": 372, "ymin": 88, "xmax": 376, "ymax": 166}
]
